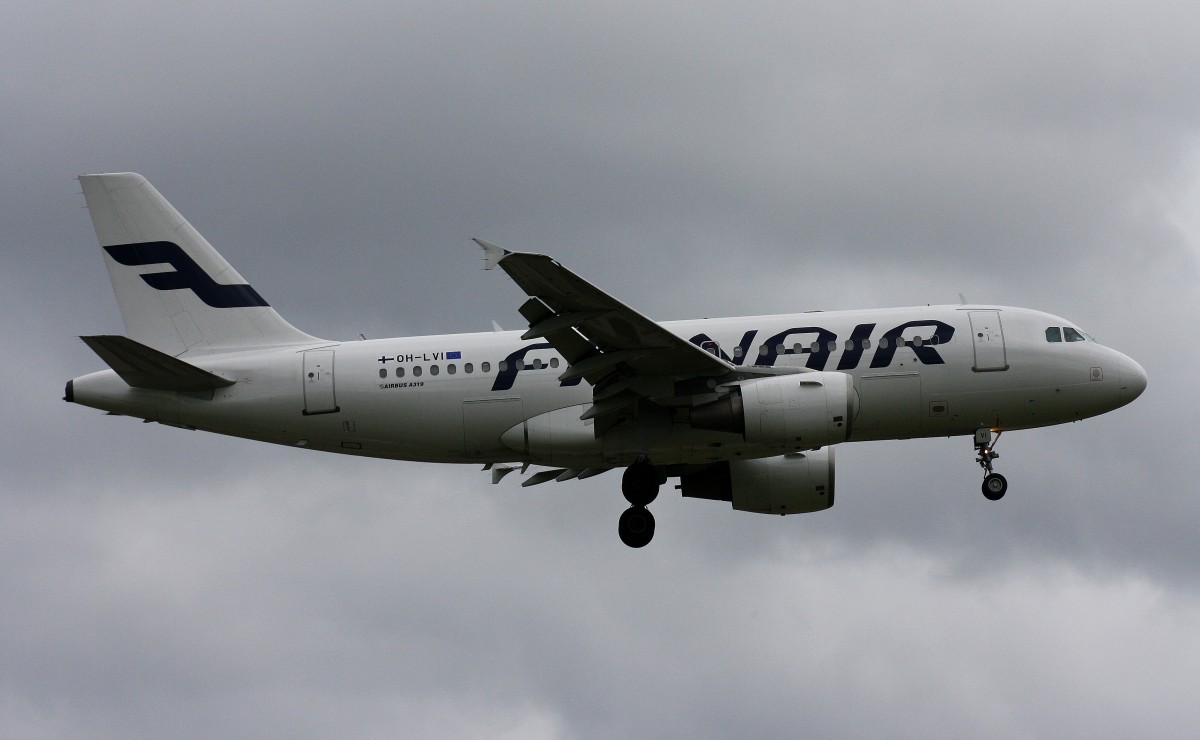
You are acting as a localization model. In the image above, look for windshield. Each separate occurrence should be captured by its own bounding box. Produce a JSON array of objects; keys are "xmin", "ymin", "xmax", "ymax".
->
[{"xmin": 1045, "ymin": 325, "xmax": 1098, "ymax": 344}]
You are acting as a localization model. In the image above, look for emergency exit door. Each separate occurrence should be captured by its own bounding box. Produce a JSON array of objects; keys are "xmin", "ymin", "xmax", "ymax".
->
[
  {"xmin": 302, "ymin": 350, "xmax": 339, "ymax": 414},
  {"xmin": 968, "ymin": 311, "xmax": 1008, "ymax": 372}
]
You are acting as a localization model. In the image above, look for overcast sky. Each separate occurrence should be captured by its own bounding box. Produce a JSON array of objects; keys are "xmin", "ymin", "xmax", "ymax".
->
[{"xmin": 4, "ymin": 1, "xmax": 1199, "ymax": 737}]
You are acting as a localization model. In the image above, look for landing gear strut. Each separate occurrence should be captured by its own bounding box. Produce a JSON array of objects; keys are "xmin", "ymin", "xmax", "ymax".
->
[
  {"xmin": 974, "ymin": 428, "xmax": 1007, "ymax": 501},
  {"xmin": 619, "ymin": 461, "xmax": 661, "ymax": 547}
]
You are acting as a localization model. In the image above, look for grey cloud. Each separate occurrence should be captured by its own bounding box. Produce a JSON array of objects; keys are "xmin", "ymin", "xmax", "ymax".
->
[{"xmin": 3, "ymin": 0, "xmax": 1199, "ymax": 737}]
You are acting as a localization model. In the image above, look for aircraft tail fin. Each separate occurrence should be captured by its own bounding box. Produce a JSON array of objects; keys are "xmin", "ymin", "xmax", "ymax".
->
[{"xmin": 78, "ymin": 173, "xmax": 318, "ymax": 356}]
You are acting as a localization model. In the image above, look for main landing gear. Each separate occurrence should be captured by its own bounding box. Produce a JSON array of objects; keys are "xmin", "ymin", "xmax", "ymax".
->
[
  {"xmin": 619, "ymin": 460, "xmax": 660, "ymax": 548},
  {"xmin": 975, "ymin": 428, "xmax": 1007, "ymax": 501}
]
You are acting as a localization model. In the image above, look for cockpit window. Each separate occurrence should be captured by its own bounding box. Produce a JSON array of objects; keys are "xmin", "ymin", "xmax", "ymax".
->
[{"xmin": 1047, "ymin": 326, "xmax": 1091, "ymax": 343}]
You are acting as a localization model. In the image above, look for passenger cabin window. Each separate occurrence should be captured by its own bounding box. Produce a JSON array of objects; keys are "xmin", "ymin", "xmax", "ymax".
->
[
  {"xmin": 1046, "ymin": 327, "xmax": 1062, "ymax": 342},
  {"xmin": 1064, "ymin": 327, "xmax": 1086, "ymax": 342}
]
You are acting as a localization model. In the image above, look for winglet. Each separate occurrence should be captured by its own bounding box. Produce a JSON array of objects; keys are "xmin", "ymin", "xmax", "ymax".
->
[{"xmin": 473, "ymin": 238, "xmax": 510, "ymax": 270}]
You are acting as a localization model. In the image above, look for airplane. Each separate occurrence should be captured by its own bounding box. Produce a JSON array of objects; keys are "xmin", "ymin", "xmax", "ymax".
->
[{"xmin": 65, "ymin": 173, "xmax": 1148, "ymax": 547}]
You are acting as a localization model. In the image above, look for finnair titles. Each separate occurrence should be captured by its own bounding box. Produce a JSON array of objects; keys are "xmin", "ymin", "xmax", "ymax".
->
[{"xmin": 66, "ymin": 173, "xmax": 1147, "ymax": 547}]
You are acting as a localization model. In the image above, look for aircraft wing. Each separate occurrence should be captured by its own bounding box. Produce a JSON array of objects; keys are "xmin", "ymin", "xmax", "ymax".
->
[{"xmin": 476, "ymin": 239, "xmax": 794, "ymax": 431}]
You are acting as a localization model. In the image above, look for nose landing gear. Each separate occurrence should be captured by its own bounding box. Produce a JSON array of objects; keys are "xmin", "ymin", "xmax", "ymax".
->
[
  {"xmin": 619, "ymin": 460, "xmax": 661, "ymax": 548},
  {"xmin": 975, "ymin": 428, "xmax": 1007, "ymax": 501}
]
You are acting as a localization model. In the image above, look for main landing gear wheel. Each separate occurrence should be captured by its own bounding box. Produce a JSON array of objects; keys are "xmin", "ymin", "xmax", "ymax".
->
[
  {"xmin": 622, "ymin": 461, "xmax": 660, "ymax": 506},
  {"xmin": 982, "ymin": 473, "xmax": 1008, "ymax": 501},
  {"xmin": 619, "ymin": 506, "xmax": 655, "ymax": 548},
  {"xmin": 619, "ymin": 461, "xmax": 661, "ymax": 547}
]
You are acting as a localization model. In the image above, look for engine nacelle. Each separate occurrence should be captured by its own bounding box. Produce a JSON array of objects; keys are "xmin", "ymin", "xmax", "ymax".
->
[
  {"xmin": 691, "ymin": 372, "xmax": 856, "ymax": 451},
  {"xmin": 679, "ymin": 448, "xmax": 835, "ymax": 515}
]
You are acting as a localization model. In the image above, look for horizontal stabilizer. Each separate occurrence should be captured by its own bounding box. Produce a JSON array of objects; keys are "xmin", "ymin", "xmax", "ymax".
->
[{"xmin": 80, "ymin": 335, "xmax": 235, "ymax": 392}]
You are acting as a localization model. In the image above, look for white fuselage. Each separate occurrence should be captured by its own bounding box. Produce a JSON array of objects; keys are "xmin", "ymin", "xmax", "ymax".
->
[{"xmin": 69, "ymin": 304, "xmax": 1146, "ymax": 467}]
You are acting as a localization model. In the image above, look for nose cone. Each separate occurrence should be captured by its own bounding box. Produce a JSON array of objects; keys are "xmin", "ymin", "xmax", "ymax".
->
[{"xmin": 1118, "ymin": 355, "xmax": 1148, "ymax": 406}]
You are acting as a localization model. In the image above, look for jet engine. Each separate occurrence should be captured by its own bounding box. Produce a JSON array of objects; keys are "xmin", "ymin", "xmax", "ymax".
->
[
  {"xmin": 679, "ymin": 448, "xmax": 835, "ymax": 515},
  {"xmin": 690, "ymin": 372, "xmax": 856, "ymax": 451}
]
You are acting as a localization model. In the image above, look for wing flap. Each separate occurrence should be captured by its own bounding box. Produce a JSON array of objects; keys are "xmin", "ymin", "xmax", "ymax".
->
[{"xmin": 521, "ymin": 310, "xmax": 610, "ymax": 340}]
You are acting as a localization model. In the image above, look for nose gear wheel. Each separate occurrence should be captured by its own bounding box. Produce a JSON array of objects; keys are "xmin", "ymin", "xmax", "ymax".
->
[{"xmin": 974, "ymin": 428, "xmax": 1007, "ymax": 500}]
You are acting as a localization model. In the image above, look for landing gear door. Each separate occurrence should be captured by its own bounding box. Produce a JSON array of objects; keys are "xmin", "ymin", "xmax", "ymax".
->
[
  {"xmin": 968, "ymin": 311, "xmax": 1008, "ymax": 372},
  {"xmin": 303, "ymin": 350, "xmax": 339, "ymax": 415}
]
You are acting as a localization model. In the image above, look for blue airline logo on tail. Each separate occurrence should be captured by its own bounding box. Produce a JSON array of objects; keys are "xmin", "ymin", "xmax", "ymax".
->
[{"xmin": 104, "ymin": 241, "xmax": 268, "ymax": 308}]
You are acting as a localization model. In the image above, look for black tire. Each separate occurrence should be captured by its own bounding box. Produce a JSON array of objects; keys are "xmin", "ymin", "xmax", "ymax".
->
[
  {"xmin": 982, "ymin": 473, "xmax": 1008, "ymax": 501},
  {"xmin": 618, "ymin": 506, "xmax": 655, "ymax": 548},
  {"xmin": 622, "ymin": 462, "xmax": 660, "ymax": 506}
]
